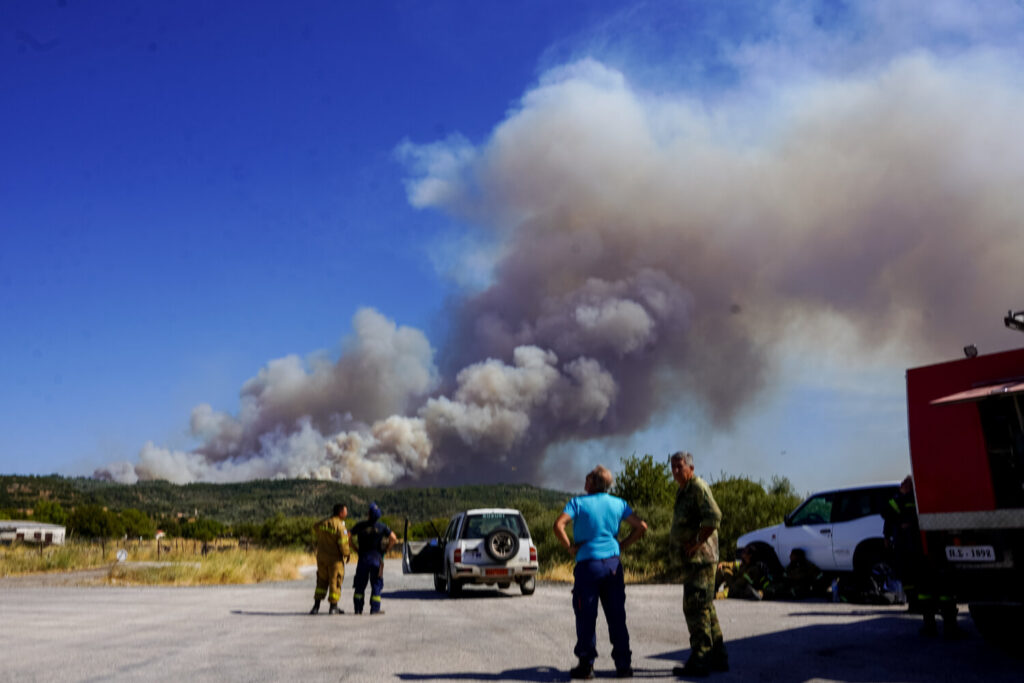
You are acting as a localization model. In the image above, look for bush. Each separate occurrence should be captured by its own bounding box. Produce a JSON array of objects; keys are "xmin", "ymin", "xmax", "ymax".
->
[
  {"xmin": 180, "ymin": 517, "xmax": 227, "ymax": 542},
  {"xmin": 31, "ymin": 499, "xmax": 67, "ymax": 525},
  {"xmin": 257, "ymin": 513, "xmax": 316, "ymax": 547},
  {"xmin": 405, "ymin": 516, "xmax": 449, "ymax": 540},
  {"xmin": 119, "ymin": 508, "xmax": 156, "ymax": 539},
  {"xmin": 612, "ymin": 454, "xmax": 675, "ymax": 508},
  {"xmin": 67, "ymin": 504, "xmax": 124, "ymax": 540}
]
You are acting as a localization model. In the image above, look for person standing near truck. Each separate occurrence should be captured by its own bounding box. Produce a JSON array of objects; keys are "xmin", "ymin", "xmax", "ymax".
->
[
  {"xmin": 883, "ymin": 476, "xmax": 961, "ymax": 637},
  {"xmin": 554, "ymin": 465, "xmax": 647, "ymax": 680},
  {"xmin": 669, "ymin": 451, "xmax": 729, "ymax": 676},
  {"xmin": 310, "ymin": 502, "xmax": 350, "ymax": 615}
]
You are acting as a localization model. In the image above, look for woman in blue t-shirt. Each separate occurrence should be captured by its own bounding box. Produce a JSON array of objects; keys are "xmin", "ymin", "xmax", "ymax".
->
[{"xmin": 554, "ymin": 465, "xmax": 648, "ymax": 679}]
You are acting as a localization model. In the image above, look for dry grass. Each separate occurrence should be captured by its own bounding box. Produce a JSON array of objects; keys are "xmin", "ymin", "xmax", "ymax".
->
[
  {"xmin": 1, "ymin": 539, "xmax": 314, "ymax": 586},
  {"xmin": 1, "ymin": 539, "xmax": 111, "ymax": 575},
  {"xmin": 538, "ymin": 561, "xmax": 655, "ymax": 584},
  {"xmin": 105, "ymin": 547, "xmax": 314, "ymax": 586}
]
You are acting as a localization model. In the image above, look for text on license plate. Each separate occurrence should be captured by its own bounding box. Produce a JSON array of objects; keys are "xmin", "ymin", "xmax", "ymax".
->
[
  {"xmin": 945, "ymin": 545, "xmax": 995, "ymax": 562},
  {"xmin": 485, "ymin": 568, "xmax": 509, "ymax": 576}
]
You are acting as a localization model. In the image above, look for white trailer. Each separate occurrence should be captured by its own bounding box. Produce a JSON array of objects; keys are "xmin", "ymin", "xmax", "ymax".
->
[{"xmin": 0, "ymin": 521, "xmax": 66, "ymax": 545}]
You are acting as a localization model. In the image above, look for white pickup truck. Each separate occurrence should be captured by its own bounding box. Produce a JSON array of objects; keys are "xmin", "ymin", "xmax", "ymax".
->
[{"xmin": 736, "ymin": 482, "xmax": 900, "ymax": 576}]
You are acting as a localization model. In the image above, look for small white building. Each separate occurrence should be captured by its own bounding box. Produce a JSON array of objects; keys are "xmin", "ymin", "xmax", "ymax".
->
[{"xmin": 0, "ymin": 520, "xmax": 66, "ymax": 545}]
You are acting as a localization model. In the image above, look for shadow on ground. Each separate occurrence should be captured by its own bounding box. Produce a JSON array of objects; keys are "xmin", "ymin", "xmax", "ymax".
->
[
  {"xmin": 387, "ymin": 587, "xmax": 520, "ymax": 601},
  {"xmin": 397, "ymin": 612, "xmax": 1021, "ymax": 682}
]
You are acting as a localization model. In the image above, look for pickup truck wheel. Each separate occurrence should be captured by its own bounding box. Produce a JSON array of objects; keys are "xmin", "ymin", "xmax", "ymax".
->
[
  {"xmin": 747, "ymin": 542, "xmax": 784, "ymax": 577},
  {"xmin": 484, "ymin": 528, "xmax": 519, "ymax": 562},
  {"xmin": 445, "ymin": 563, "xmax": 463, "ymax": 598},
  {"xmin": 852, "ymin": 542, "xmax": 889, "ymax": 578},
  {"xmin": 519, "ymin": 576, "xmax": 536, "ymax": 596}
]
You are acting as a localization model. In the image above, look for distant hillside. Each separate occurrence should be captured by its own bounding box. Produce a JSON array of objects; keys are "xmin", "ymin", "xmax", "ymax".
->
[{"xmin": 0, "ymin": 474, "xmax": 571, "ymax": 525}]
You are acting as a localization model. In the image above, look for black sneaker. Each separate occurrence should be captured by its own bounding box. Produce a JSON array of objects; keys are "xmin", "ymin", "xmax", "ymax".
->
[
  {"xmin": 672, "ymin": 660, "xmax": 710, "ymax": 678},
  {"xmin": 569, "ymin": 661, "xmax": 594, "ymax": 680}
]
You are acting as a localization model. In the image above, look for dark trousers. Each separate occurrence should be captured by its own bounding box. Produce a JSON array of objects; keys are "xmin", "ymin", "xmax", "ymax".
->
[
  {"xmin": 572, "ymin": 556, "xmax": 631, "ymax": 670},
  {"xmin": 353, "ymin": 560, "xmax": 383, "ymax": 613}
]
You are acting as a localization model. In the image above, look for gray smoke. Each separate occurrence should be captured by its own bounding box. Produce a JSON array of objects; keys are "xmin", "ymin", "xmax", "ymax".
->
[{"xmin": 98, "ymin": 12, "xmax": 1024, "ymax": 486}]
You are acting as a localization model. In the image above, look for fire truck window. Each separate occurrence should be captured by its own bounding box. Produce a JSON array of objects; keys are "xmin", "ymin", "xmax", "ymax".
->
[{"xmin": 977, "ymin": 395, "xmax": 1024, "ymax": 508}]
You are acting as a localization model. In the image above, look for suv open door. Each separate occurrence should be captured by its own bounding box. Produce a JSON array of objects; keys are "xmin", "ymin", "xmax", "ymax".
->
[{"xmin": 401, "ymin": 517, "xmax": 444, "ymax": 575}]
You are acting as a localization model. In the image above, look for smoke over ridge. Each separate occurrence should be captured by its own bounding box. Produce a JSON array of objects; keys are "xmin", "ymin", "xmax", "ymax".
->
[{"xmin": 98, "ymin": 39, "xmax": 1024, "ymax": 486}]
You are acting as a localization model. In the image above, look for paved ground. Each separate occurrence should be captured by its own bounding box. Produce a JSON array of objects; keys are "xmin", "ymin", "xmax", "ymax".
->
[{"xmin": 1, "ymin": 562, "xmax": 1019, "ymax": 682}]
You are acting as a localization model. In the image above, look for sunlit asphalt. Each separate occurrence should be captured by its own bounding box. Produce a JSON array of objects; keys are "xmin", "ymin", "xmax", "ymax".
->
[{"xmin": 0, "ymin": 561, "xmax": 1019, "ymax": 682}]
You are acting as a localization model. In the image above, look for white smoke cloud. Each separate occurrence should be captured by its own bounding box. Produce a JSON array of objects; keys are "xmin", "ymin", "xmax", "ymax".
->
[
  {"xmin": 98, "ymin": 2, "xmax": 1024, "ymax": 486},
  {"xmin": 97, "ymin": 308, "xmax": 440, "ymax": 485}
]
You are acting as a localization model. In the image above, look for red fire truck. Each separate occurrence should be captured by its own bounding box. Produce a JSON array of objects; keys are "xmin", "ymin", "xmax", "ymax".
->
[{"xmin": 905, "ymin": 311, "xmax": 1024, "ymax": 646}]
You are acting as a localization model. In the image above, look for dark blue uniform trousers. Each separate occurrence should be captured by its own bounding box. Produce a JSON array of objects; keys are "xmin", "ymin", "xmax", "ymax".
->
[
  {"xmin": 353, "ymin": 559, "xmax": 384, "ymax": 614},
  {"xmin": 573, "ymin": 556, "xmax": 631, "ymax": 669}
]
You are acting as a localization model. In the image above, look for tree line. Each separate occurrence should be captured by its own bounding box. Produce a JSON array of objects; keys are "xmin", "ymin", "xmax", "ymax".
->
[{"xmin": 2, "ymin": 456, "xmax": 804, "ymax": 573}]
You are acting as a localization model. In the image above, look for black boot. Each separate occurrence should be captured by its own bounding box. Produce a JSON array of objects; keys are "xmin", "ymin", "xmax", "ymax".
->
[
  {"xmin": 569, "ymin": 659, "xmax": 594, "ymax": 680},
  {"xmin": 672, "ymin": 659, "xmax": 710, "ymax": 677},
  {"xmin": 309, "ymin": 600, "xmax": 321, "ymax": 615},
  {"xmin": 709, "ymin": 641, "xmax": 729, "ymax": 672},
  {"xmin": 328, "ymin": 604, "xmax": 344, "ymax": 615}
]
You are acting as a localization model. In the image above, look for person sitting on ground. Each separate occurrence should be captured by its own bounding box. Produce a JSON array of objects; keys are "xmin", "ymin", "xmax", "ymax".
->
[
  {"xmin": 783, "ymin": 548, "xmax": 829, "ymax": 600},
  {"xmin": 716, "ymin": 544, "xmax": 775, "ymax": 600}
]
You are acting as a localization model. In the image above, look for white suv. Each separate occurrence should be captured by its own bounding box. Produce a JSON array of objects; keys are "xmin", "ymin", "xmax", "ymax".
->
[
  {"xmin": 736, "ymin": 482, "xmax": 900, "ymax": 575},
  {"xmin": 402, "ymin": 508, "xmax": 539, "ymax": 597}
]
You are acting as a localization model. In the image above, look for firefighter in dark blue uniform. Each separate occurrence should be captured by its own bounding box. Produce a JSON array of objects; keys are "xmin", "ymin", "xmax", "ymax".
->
[{"xmin": 351, "ymin": 502, "xmax": 397, "ymax": 615}]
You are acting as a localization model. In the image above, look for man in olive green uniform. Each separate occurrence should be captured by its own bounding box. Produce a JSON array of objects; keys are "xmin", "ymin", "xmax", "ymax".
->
[
  {"xmin": 669, "ymin": 451, "xmax": 728, "ymax": 677},
  {"xmin": 310, "ymin": 503, "xmax": 351, "ymax": 615}
]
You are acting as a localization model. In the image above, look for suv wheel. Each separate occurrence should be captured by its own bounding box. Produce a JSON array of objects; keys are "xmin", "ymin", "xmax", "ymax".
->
[
  {"xmin": 445, "ymin": 563, "xmax": 463, "ymax": 598},
  {"xmin": 484, "ymin": 528, "xmax": 520, "ymax": 562},
  {"xmin": 519, "ymin": 575, "xmax": 536, "ymax": 596}
]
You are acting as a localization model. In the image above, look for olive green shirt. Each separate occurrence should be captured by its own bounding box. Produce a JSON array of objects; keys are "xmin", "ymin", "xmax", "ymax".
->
[{"xmin": 669, "ymin": 475, "xmax": 721, "ymax": 566}]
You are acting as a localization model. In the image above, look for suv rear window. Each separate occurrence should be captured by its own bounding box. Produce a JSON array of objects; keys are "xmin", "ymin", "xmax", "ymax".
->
[{"xmin": 462, "ymin": 513, "xmax": 530, "ymax": 539}]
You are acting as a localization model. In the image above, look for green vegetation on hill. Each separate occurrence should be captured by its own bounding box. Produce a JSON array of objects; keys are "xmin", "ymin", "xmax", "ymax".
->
[
  {"xmin": 2, "ymin": 458, "xmax": 804, "ymax": 579},
  {"xmin": 0, "ymin": 474, "xmax": 570, "ymax": 526}
]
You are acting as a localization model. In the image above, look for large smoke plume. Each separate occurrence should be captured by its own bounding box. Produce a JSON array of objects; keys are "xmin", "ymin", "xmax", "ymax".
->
[{"xmin": 98, "ymin": 16, "xmax": 1024, "ymax": 486}]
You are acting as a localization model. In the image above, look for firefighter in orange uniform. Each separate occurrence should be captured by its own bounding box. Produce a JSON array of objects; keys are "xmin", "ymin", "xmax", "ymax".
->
[{"xmin": 310, "ymin": 503, "xmax": 351, "ymax": 615}]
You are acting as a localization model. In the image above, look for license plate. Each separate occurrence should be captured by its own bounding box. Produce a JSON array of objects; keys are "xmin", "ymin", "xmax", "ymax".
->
[
  {"xmin": 485, "ymin": 568, "xmax": 509, "ymax": 576},
  {"xmin": 945, "ymin": 545, "xmax": 995, "ymax": 562}
]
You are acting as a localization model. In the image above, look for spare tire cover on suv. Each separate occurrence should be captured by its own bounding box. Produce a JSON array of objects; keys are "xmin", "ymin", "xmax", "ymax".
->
[{"xmin": 484, "ymin": 528, "xmax": 519, "ymax": 562}]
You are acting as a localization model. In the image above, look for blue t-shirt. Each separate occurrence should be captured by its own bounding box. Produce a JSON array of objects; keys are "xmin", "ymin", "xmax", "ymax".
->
[{"xmin": 562, "ymin": 492, "xmax": 634, "ymax": 562}]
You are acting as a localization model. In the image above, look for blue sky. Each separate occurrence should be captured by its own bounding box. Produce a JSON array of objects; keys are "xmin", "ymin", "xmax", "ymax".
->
[{"xmin": 3, "ymin": 1, "xmax": 1024, "ymax": 495}]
